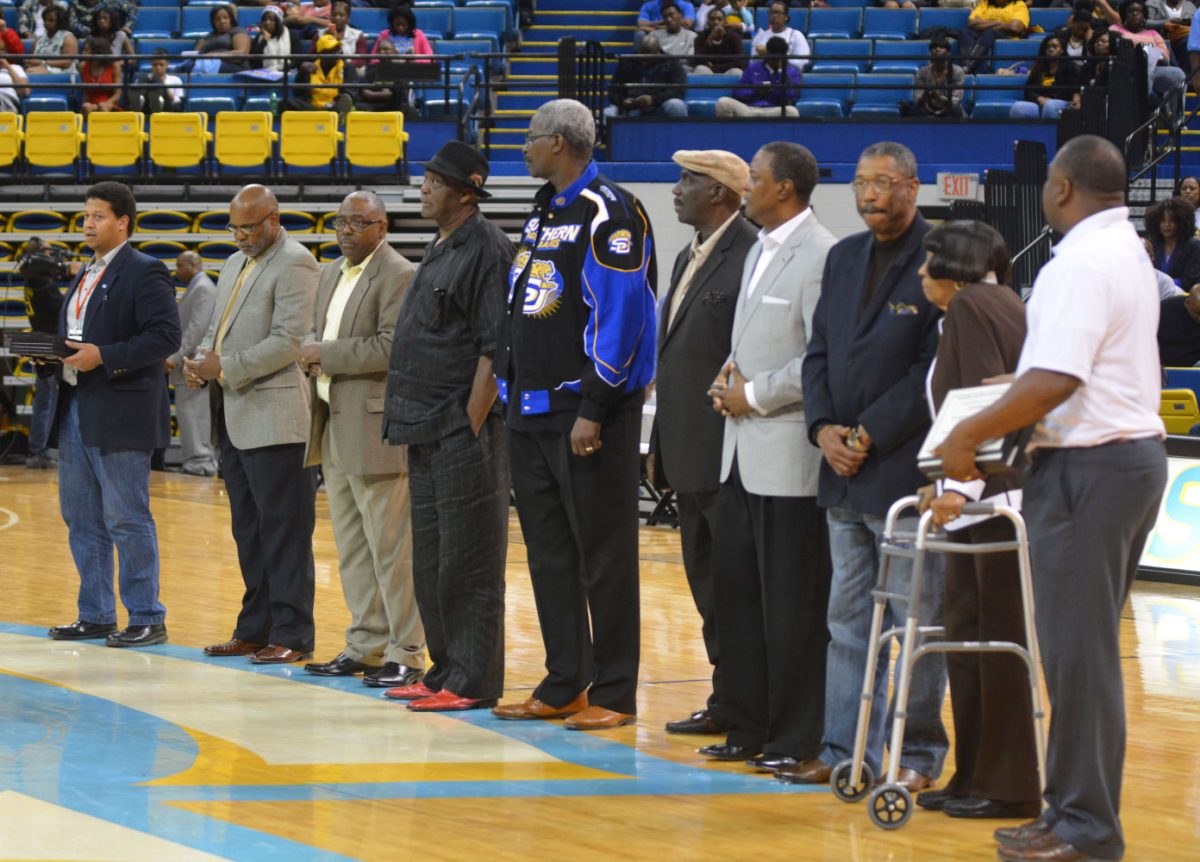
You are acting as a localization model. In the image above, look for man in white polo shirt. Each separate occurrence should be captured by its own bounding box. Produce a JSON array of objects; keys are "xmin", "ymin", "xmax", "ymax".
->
[{"xmin": 938, "ymin": 135, "xmax": 1168, "ymax": 862}]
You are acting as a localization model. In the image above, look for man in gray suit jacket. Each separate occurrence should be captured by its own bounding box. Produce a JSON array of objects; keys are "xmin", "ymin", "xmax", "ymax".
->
[
  {"xmin": 299, "ymin": 192, "xmax": 427, "ymax": 689},
  {"xmin": 184, "ymin": 185, "xmax": 320, "ymax": 665},
  {"xmin": 166, "ymin": 251, "xmax": 218, "ymax": 476},
  {"xmin": 698, "ymin": 142, "xmax": 837, "ymax": 772}
]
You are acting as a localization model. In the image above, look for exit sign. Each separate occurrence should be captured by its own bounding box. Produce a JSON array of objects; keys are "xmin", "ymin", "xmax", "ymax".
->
[{"xmin": 937, "ymin": 172, "xmax": 980, "ymax": 200}]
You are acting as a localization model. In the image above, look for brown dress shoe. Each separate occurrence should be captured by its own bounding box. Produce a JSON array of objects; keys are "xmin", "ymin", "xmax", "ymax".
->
[
  {"xmin": 563, "ymin": 705, "xmax": 635, "ymax": 730},
  {"xmin": 249, "ymin": 644, "xmax": 313, "ymax": 664},
  {"xmin": 204, "ymin": 638, "xmax": 264, "ymax": 657},
  {"xmin": 492, "ymin": 692, "xmax": 589, "ymax": 720},
  {"xmin": 774, "ymin": 758, "xmax": 832, "ymax": 785},
  {"xmin": 995, "ymin": 820, "xmax": 1053, "ymax": 847},
  {"xmin": 997, "ymin": 832, "xmax": 1095, "ymax": 862},
  {"xmin": 895, "ymin": 767, "xmax": 934, "ymax": 793}
]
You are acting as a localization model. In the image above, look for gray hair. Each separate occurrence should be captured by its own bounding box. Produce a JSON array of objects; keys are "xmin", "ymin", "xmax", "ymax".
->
[
  {"xmin": 533, "ymin": 99, "xmax": 595, "ymax": 159},
  {"xmin": 343, "ymin": 189, "xmax": 387, "ymax": 218},
  {"xmin": 859, "ymin": 141, "xmax": 918, "ymax": 178}
]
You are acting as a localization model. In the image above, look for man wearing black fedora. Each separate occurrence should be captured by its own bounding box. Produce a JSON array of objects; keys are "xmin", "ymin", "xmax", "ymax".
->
[{"xmin": 380, "ymin": 140, "xmax": 515, "ymax": 712}]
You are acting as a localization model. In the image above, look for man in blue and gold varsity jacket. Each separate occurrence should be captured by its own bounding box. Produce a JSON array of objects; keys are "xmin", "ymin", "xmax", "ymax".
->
[{"xmin": 493, "ymin": 99, "xmax": 657, "ymax": 730}]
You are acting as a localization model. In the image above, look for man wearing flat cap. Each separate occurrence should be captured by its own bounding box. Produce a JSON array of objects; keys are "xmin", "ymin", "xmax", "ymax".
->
[
  {"xmin": 651, "ymin": 149, "xmax": 757, "ymax": 737},
  {"xmin": 698, "ymin": 142, "xmax": 837, "ymax": 775},
  {"xmin": 381, "ymin": 140, "xmax": 514, "ymax": 712}
]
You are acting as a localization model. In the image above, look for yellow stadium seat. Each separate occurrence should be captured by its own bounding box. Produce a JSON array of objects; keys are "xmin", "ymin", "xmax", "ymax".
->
[
  {"xmin": 0, "ymin": 240, "xmax": 13, "ymax": 261},
  {"xmin": 279, "ymin": 210, "xmax": 318, "ymax": 234},
  {"xmin": 0, "ymin": 112, "xmax": 23, "ymax": 170},
  {"xmin": 24, "ymin": 112, "xmax": 85, "ymax": 171},
  {"xmin": 345, "ymin": 111, "xmax": 408, "ymax": 176},
  {"xmin": 149, "ymin": 112, "xmax": 212, "ymax": 172},
  {"xmin": 214, "ymin": 111, "xmax": 277, "ymax": 171},
  {"xmin": 86, "ymin": 112, "xmax": 148, "ymax": 171},
  {"xmin": 138, "ymin": 239, "xmax": 191, "ymax": 264},
  {"xmin": 10, "ymin": 210, "xmax": 68, "ymax": 232},
  {"xmin": 197, "ymin": 240, "xmax": 240, "ymax": 267},
  {"xmin": 317, "ymin": 241, "xmax": 341, "ymax": 262},
  {"xmin": 1161, "ymin": 388, "xmax": 1200, "ymax": 435},
  {"xmin": 194, "ymin": 210, "xmax": 229, "ymax": 233},
  {"xmin": 280, "ymin": 111, "xmax": 343, "ymax": 172},
  {"xmin": 135, "ymin": 210, "xmax": 195, "ymax": 233}
]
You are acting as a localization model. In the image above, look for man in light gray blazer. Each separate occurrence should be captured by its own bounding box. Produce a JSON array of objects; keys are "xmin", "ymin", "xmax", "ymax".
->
[
  {"xmin": 184, "ymin": 184, "xmax": 320, "ymax": 665},
  {"xmin": 299, "ymin": 192, "xmax": 427, "ymax": 689},
  {"xmin": 698, "ymin": 142, "xmax": 837, "ymax": 773},
  {"xmin": 166, "ymin": 251, "xmax": 218, "ymax": 476}
]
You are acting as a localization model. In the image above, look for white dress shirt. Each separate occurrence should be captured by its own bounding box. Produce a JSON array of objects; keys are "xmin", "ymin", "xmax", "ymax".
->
[
  {"xmin": 316, "ymin": 242, "xmax": 381, "ymax": 403},
  {"xmin": 751, "ymin": 25, "xmax": 810, "ymax": 70},
  {"xmin": 63, "ymin": 242, "xmax": 127, "ymax": 386}
]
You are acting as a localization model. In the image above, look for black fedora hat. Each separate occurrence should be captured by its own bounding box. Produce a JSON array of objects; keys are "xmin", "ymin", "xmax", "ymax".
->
[{"xmin": 418, "ymin": 140, "xmax": 492, "ymax": 200}]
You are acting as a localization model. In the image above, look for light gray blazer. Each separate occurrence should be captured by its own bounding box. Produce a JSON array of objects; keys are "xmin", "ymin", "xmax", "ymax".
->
[
  {"xmin": 168, "ymin": 271, "xmax": 217, "ymax": 386},
  {"xmin": 201, "ymin": 228, "xmax": 319, "ymax": 450},
  {"xmin": 719, "ymin": 211, "xmax": 836, "ymax": 497}
]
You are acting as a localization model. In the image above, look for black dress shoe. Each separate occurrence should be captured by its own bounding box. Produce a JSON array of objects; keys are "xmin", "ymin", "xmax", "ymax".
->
[
  {"xmin": 48, "ymin": 620, "xmax": 118, "ymax": 640},
  {"xmin": 304, "ymin": 653, "xmax": 379, "ymax": 677},
  {"xmin": 665, "ymin": 709, "xmax": 728, "ymax": 735},
  {"xmin": 748, "ymin": 753, "xmax": 799, "ymax": 773},
  {"xmin": 917, "ymin": 788, "xmax": 955, "ymax": 811},
  {"xmin": 944, "ymin": 796, "xmax": 1043, "ymax": 820},
  {"xmin": 698, "ymin": 742, "xmax": 759, "ymax": 761},
  {"xmin": 105, "ymin": 624, "xmax": 168, "ymax": 648},
  {"xmin": 362, "ymin": 662, "xmax": 425, "ymax": 688}
]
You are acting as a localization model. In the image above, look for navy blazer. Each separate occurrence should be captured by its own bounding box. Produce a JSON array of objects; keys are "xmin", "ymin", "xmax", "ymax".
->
[
  {"xmin": 802, "ymin": 214, "xmax": 940, "ymax": 516},
  {"xmin": 49, "ymin": 243, "xmax": 181, "ymax": 451}
]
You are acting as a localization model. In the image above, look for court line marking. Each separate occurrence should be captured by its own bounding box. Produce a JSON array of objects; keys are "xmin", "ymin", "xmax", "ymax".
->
[{"xmin": 0, "ymin": 507, "xmax": 18, "ymax": 531}]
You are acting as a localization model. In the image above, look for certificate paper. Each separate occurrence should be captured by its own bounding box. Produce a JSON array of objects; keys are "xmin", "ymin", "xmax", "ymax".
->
[{"xmin": 918, "ymin": 383, "xmax": 1026, "ymax": 479}]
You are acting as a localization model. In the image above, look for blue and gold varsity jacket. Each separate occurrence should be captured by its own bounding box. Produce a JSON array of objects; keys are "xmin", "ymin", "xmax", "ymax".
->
[{"xmin": 496, "ymin": 161, "xmax": 657, "ymax": 431}]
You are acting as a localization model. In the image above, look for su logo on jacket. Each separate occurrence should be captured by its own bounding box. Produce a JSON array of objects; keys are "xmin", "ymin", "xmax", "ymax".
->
[{"xmin": 511, "ymin": 250, "xmax": 564, "ymax": 318}]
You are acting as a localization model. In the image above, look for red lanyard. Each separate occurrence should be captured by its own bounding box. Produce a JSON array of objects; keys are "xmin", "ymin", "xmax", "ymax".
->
[{"xmin": 73, "ymin": 263, "xmax": 107, "ymax": 321}]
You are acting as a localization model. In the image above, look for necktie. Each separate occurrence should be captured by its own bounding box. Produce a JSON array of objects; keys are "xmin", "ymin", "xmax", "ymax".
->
[{"xmin": 214, "ymin": 257, "xmax": 256, "ymax": 354}]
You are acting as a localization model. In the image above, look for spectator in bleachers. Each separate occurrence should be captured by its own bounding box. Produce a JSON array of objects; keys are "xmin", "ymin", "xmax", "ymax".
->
[
  {"xmin": 1144, "ymin": 196, "xmax": 1200, "ymax": 287},
  {"xmin": 90, "ymin": 8, "xmax": 130, "ymax": 59},
  {"xmin": 637, "ymin": 0, "xmax": 697, "ymax": 50},
  {"xmin": 959, "ymin": 0, "xmax": 1030, "ymax": 74},
  {"xmin": 80, "ymin": 36, "xmax": 122, "ymax": 115},
  {"xmin": 1057, "ymin": 2, "xmax": 1102, "ymax": 58},
  {"xmin": 877, "ymin": 0, "xmax": 921, "ymax": 10},
  {"xmin": 693, "ymin": 6, "xmax": 746, "ymax": 73},
  {"xmin": 329, "ymin": 1, "xmax": 368, "ymax": 66},
  {"xmin": 251, "ymin": 5, "xmax": 292, "ymax": 73},
  {"xmin": 605, "ymin": 34, "xmax": 688, "ymax": 117},
  {"xmin": 1112, "ymin": 0, "xmax": 1188, "ymax": 112},
  {"xmin": 23, "ymin": 5, "xmax": 74, "ymax": 74},
  {"xmin": 0, "ymin": 55, "xmax": 30, "ymax": 114},
  {"xmin": 659, "ymin": 2, "xmax": 698, "ymax": 57},
  {"xmin": 1084, "ymin": 27, "xmax": 1114, "ymax": 83},
  {"xmin": 1142, "ymin": 236, "xmax": 1187, "ymax": 298},
  {"xmin": 715, "ymin": 35, "xmax": 800, "ymax": 116},
  {"xmin": 1176, "ymin": 174, "xmax": 1200, "ymax": 208},
  {"xmin": 1009, "ymin": 34, "xmax": 1083, "ymax": 118},
  {"xmin": 722, "ymin": 0, "xmax": 755, "ymax": 35},
  {"xmin": 284, "ymin": 0, "xmax": 334, "ymax": 44},
  {"xmin": 358, "ymin": 37, "xmax": 413, "ymax": 115},
  {"xmin": 370, "ymin": 6, "xmax": 432, "ymax": 58},
  {"xmin": 911, "ymin": 32, "xmax": 966, "ymax": 117},
  {"xmin": 287, "ymin": 32, "xmax": 357, "ymax": 120},
  {"xmin": 17, "ymin": 0, "xmax": 64, "ymax": 41},
  {"xmin": 752, "ymin": 1, "xmax": 809, "ymax": 71},
  {"xmin": 193, "ymin": 4, "xmax": 251, "ymax": 73},
  {"xmin": 1146, "ymin": 0, "xmax": 1194, "ymax": 66},
  {"xmin": 0, "ymin": 17, "xmax": 27, "ymax": 58},
  {"xmin": 67, "ymin": 0, "xmax": 137, "ymax": 41},
  {"xmin": 130, "ymin": 49, "xmax": 183, "ymax": 115}
]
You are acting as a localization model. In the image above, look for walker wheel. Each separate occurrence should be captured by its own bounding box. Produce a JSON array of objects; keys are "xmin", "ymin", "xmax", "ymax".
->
[
  {"xmin": 830, "ymin": 759, "xmax": 875, "ymax": 803},
  {"xmin": 868, "ymin": 784, "xmax": 913, "ymax": 830}
]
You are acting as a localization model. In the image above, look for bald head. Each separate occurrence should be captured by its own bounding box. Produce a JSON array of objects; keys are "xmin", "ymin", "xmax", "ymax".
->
[
  {"xmin": 229, "ymin": 183, "xmax": 281, "ymax": 258},
  {"xmin": 175, "ymin": 249, "xmax": 202, "ymax": 283},
  {"xmin": 342, "ymin": 190, "xmax": 387, "ymax": 221},
  {"xmin": 1042, "ymin": 135, "xmax": 1128, "ymax": 234},
  {"xmin": 233, "ymin": 184, "xmax": 279, "ymax": 211}
]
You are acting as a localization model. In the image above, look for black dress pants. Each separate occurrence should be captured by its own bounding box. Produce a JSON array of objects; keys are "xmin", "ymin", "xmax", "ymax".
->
[
  {"xmin": 712, "ymin": 460, "xmax": 831, "ymax": 757},
  {"xmin": 675, "ymin": 489, "xmax": 726, "ymax": 723},
  {"xmin": 218, "ymin": 409, "xmax": 318, "ymax": 651},
  {"xmin": 508, "ymin": 407, "xmax": 641, "ymax": 714}
]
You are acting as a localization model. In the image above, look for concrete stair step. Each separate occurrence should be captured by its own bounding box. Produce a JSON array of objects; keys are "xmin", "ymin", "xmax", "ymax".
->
[{"xmin": 527, "ymin": 24, "xmax": 636, "ymax": 43}]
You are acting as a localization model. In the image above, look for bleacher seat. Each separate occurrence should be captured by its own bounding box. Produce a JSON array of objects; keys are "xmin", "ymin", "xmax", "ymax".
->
[
  {"xmin": 22, "ymin": 73, "xmax": 74, "ymax": 113},
  {"xmin": 197, "ymin": 240, "xmax": 239, "ymax": 267},
  {"xmin": 86, "ymin": 112, "xmax": 148, "ymax": 171},
  {"xmin": 452, "ymin": 6, "xmax": 506, "ymax": 51},
  {"xmin": 1160, "ymin": 389, "xmax": 1199, "ymax": 435},
  {"xmin": 194, "ymin": 211, "xmax": 228, "ymax": 232},
  {"xmin": 433, "ymin": 39, "xmax": 497, "ymax": 73},
  {"xmin": 916, "ymin": 8, "xmax": 970, "ymax": 34},
  {"xmin": 970, "ymin": 74, "xmax": 1024, "ymax": 118},
  {"xmin": 872, "ymin": 40, "xmax": 928, "ymax": 74},
  {"xmin": 414, "ymin": 7, "xmax": 453, "ymax": 40},
  {"xmin": 185, "ymin": 74, "xmax": 243, "ymax": 114},
  {"xmin": 0, "ymin": 240, "xmax": 13, "ymax": 261},
  {"xmin": 181, "ymin": 7, "xmax": 214, "ymax": 39},
  {"xmin": 685, "ymin": 72, "xmax": 740, "ymax": 117},
  {"xmin": 134, "ymin": 7, "xmax": 181, "ymax": 39},
  {"xmin": 279, "ymin": 211, "xmax": 318, "ymax": 233},
  {"xmin": 24, "ymin": 112, "xmax": 84, "ymax": 174},
  {"xmin": 807, "ymin": 9, "xmax": 862, "ymax": 40},
  {"xmin": 148, "ymin": 112, "xmax": 212, "ymax": 173},
  {"xmin": 465, "ymin": 1, "xmax": 516, "ymax": 43},
  {"xmin": 811, "ymin": 38, "xmax": 872, "ymax": 74},
  {"xmin": 420, "ymin": 72, "xmax": 477, "ymax": 117},
  {"xmin": 352, "ymin": 7, "xmax": 389, "ymax": 36},
  {"xmin": 796, "ymin": 73, "xmax": 854, "ymax": 117},
  {"xmin": 993, "ymin": 38, "xmax": 1045, "ymax": 67},
  {"xmin": 67, "ymin": 211, "xmax": 85, "ymax": 231},
  {"xmin": 134, "ymin": 38, "xmax": 193, "ymax": 70},
  {"xmin": 317, "ymin": 241, "xmax": 341, "ymax": 263},
  {"xmin": 863, "ymin": 9, "xmax": 917, "ymax": 41},
  {"xmin": 135, "ymin": 210, "xmax": 193, "ymax": 233},
  {"xmin": 0, "ymin": 112, "xmax": 22, "ymax": 170},
  {"xmin": 10, "ymin": 210, "xmax": 67, "ymax": 232},
  {"xmin": 345, "ymin": 111, "xmax": 409, "ymax": 175},
  {"xmin": 1029, "ymin": 9, "xmax": 1071, "ymax": 33},
  {"xmin": 850, "ymin": 73, "xmax": 912, "ymax": 116},
  {"xmin": 280, "ymin": 111, "xmax": 343, "ymax": 173},
  {"xmin": 138, "ymin": 239, "xmax": 189, "ymax": 262},
  {"xmin": 214, "ymin": 111, "xmax": 277, "ymax": 172},
  {"xmin": 753, "ymin": 8, "xmax": 808, "ymax": 33}
]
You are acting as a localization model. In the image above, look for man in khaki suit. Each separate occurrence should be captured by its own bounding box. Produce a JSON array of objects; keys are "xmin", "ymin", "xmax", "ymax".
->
[
  {"xmin": 184, "ymin": 184, "xmax": 320, "ymax": 665},
  {"xmin": 300, "ymin": 191, "xmax": 427, "ymax": 688}
]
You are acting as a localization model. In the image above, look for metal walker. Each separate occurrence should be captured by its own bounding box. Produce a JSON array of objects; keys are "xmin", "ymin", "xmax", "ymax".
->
[{"xmin": 828, "ymin": 495, "xmax": 1049, "ymax": 831}]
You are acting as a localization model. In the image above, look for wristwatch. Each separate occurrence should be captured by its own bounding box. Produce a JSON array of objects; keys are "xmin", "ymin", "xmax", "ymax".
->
[{"xmin": 846, "ymin": 426, "xmax": 869, "ymax": 453}]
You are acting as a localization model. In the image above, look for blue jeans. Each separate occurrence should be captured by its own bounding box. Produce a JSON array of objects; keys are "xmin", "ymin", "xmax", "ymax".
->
[
  {"xmin": 603, "ymin": 98, "xmax": 688, "ymax": 118},
  {"xmin": 28, "ymin": 374, "xmax": 56, "ymax": 456},
  {"xmin": 1010, "ymin": 98, "xmax": 1069, "ymax": 120},
  {"xmin": 57, "ymin": 393, "xmax": 165, "ymax": 626},
  {"xmin": 819, "ymin": 505, "xmax": 948, "ymax": 778}
]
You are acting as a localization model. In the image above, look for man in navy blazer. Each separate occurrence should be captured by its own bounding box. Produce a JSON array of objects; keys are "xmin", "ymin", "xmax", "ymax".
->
[
  {"xmin": 42, "ymin": 182, "xmax": 181, "ymax": 648},
  {"xmin": 781, "ymin": 143, "xmax": 948, "ymax": 790}
]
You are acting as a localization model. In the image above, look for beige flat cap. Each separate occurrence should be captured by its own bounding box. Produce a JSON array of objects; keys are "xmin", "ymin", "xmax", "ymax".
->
[{"xmin": 672, "ymin": 149, "xmax": 750, "ymax": 195}]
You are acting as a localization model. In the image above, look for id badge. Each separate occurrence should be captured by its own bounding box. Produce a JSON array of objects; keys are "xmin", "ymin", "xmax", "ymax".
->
[{"xmin": 67, "ymin": 325, "xmax": 83, "ymax": 340}]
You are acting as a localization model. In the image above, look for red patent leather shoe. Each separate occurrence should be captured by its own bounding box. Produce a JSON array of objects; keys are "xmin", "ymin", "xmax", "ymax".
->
[
  {"xmin": 382, "ymin": 681, "xmax": 438, "ymax": 700},
  {"xmin": 406, "ymin": 689, "xmax": 497, "ymax": 711}
]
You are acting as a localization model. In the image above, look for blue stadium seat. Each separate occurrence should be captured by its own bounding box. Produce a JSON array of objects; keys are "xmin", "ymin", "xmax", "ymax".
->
[
  {"xmin": 465, "ymin": 0, "xmax": 516, "ymax": 43},
  {"xmin": 811, "ymin": 38, "xmax": 871, "ymax": 74},
  {"xmin": 849, "ymin": 73, "xmax": 912, "ymax": 116},
  {"xmin": 970, "ymin": 74, "xmax": 1024, "ymax": 118},
  {"xmin": 993, "ymin": 37, "xmax": 1045, "ymax": 67},
  {"xmin": 796, "ymin": 72, "xmax": 854, "ymax": 117},
  {"xmin": 414, "ymin": 7, "xmax": 453, "ymax": 41},
  {"xmin": 134, "ymin": 7, "xmax": 181, "ymax": 39},
  {"xmin": 451, "ymin": 7, "xmax": 506, "ymax": 51},
  {"xmin": 685, "ymin": 72, "xmax": 740, "ymax": 117},
  {"xmin": 863, "ymin": 9, "xmax": 917, "ymax": 41},
  {"xmin": 752, "ymin": 8, "xmax": 808, "ymax": 33},
  {"xmin": 960, "ymin": 73, "xmax": 977, "ymax": 114},
  {"xmin": 352, "ymin": 7, "xmax": 389, "ymax": 36},
  {"xmin": 0, "ymin": 7, "xmax": 14, "ymax": 29},
  {"xmin": 822, "ymin": 0, "xmax": 867, "ymax": 7},
  {"xmin": 21, "ymin": 73, "xmax": 74, "ymax": 112},
  {"xmin": 181, "ymin": 7, "xmax": 215, "ymax": 39},
  {"xmin": 419, "ymin": 72, "xmax": 476, "ymax": 118},
  {"xmin": 185, "ymin": 74, "xmax": 243, "ymax": 114},
  {"xmin": 134, "ymin": 38, "xmax": 194, "ymax": 70},
  {"xmin": 916, "ymin": 8, "xmax": 971, "ymax": 35},
  {"xmin": 1029, "ymin": 9, "xmax": 1071, "ymax": 33},
  {"xmin": 872, "ymin": 39, "xmax": 928, "ymax": 74},
  {"xmin": 807, "ymin": 9, "xmax": 862, "ymax": 40},
  {"xmin": 433, "ymin": 38, "xmax": 496, "ymax": 73}
]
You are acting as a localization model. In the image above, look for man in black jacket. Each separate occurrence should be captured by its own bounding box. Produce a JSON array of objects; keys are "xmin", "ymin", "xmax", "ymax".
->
[
  {"xmin": 19, "ymin": 237, "xmax": 67, "ymax": 469},
  {"xmin": 651, "ymin": 148, "xmax": 755, "ymax": 736},
  {"xmin": 604, "ymin": 34, "xmax": 688, "ymax": 118}
]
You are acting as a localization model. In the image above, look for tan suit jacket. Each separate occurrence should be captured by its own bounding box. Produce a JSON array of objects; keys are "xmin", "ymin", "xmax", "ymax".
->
[{"xmin": 305, "ymin": 243, "xmax": 415, "ymax": 475}]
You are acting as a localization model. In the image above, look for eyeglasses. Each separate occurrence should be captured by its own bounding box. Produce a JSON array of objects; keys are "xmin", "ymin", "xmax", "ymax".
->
[
  {"xmin": 224, "ymin": 211, "xmax": 276, "ymax": 236},
  {"xmin": 850, "ymin": 175, "xmax": 912, "ymax": 195},
  {"xmin": 525, "ymin": 132, "xmax": 558, "ymax": 145},
  {"xmin": 330, "ymin": 216, "xmax": 384, "ymax": 233}
]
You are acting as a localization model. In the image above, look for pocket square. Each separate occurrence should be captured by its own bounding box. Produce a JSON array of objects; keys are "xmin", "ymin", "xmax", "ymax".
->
[
  {"xmin": 888, "ymin": 302, "xmax": 919, "ymax": 316},
  {"xmin": 761, "ymin": 295, "xmax": 791, "ymax": 306},
  {"xmin": 701, "ymin": 290, "xmax": 728, "ymax": 306}
]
